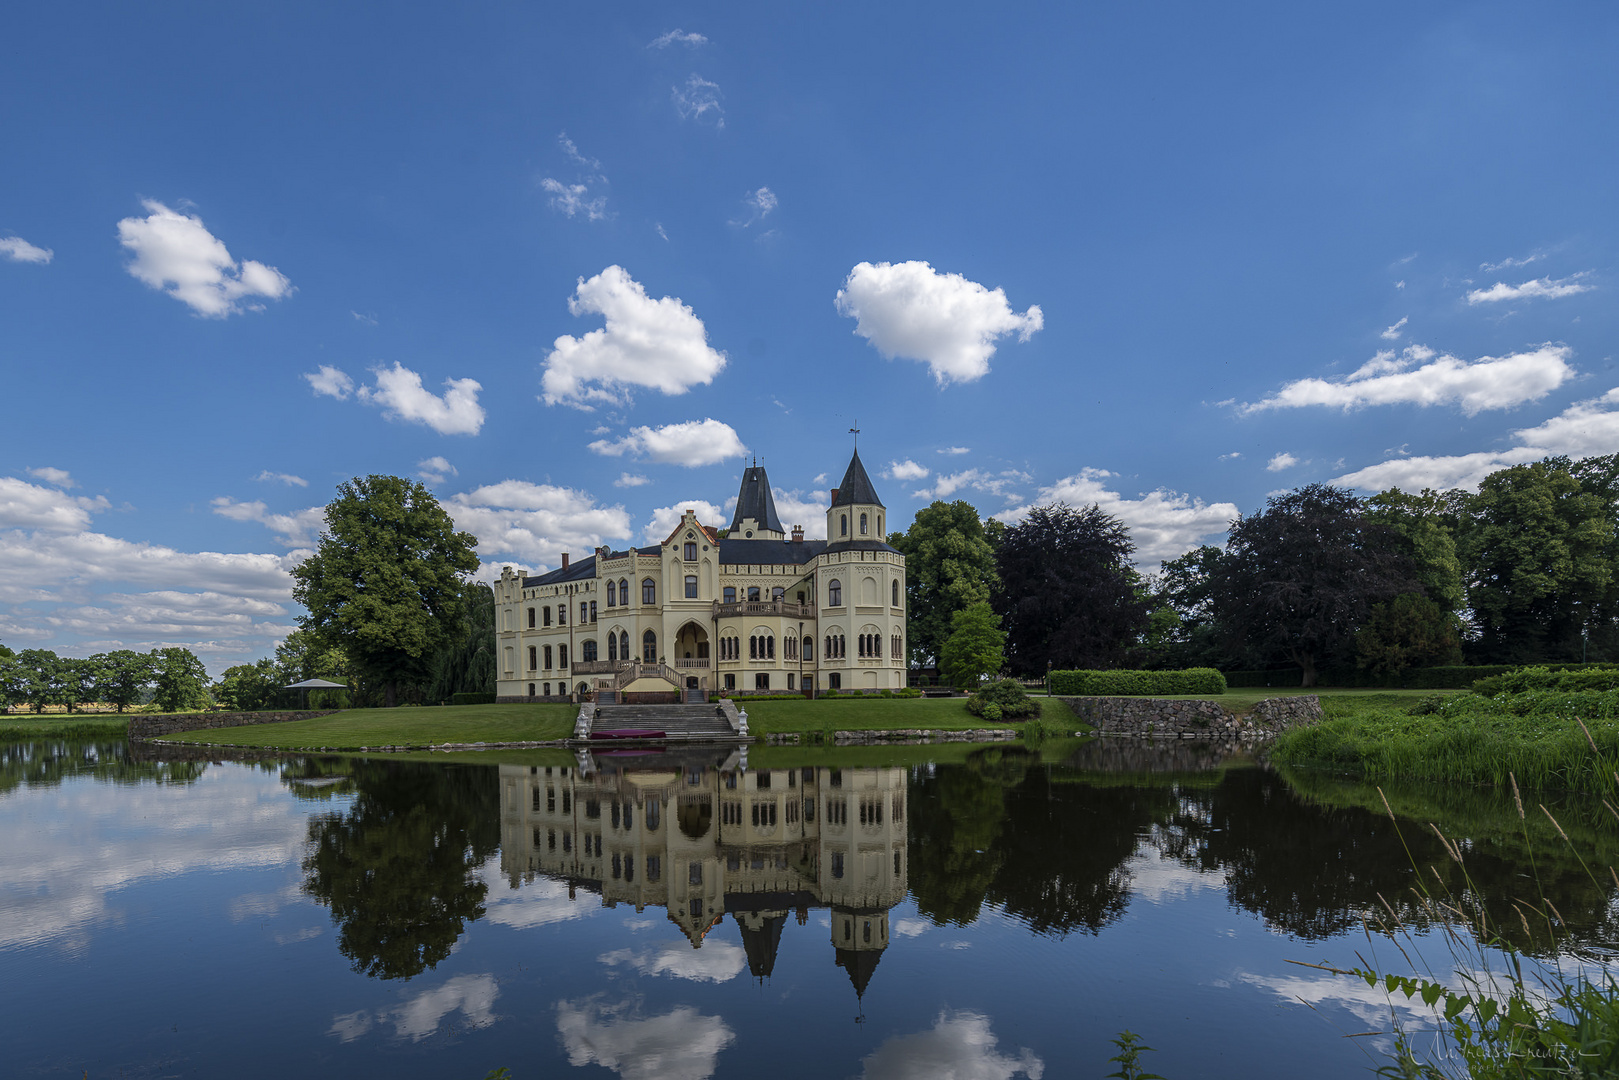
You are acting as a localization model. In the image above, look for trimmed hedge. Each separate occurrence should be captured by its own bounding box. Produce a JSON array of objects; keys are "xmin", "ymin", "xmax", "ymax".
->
[
  {"xmin": 450, "ymin": 692, "xmax": 498, "ymax": 706},
  {"xmin": 1226, "ymin": 662, "xmax": 1619, "ymax": 691},
  {"xmin": 1049, "ymin": 667, "xmax": 1226, "ymax": 696}
]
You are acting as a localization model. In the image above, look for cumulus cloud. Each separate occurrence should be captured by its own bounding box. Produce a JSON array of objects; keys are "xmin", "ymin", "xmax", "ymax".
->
[
  {"xmin": 446, "ymin": 481, "xmax": 631, "ymax": 569},
  {"xmin": 27, "ymin": 467, "xmax": 75, "ymax": 488},
  {"xmin": 557, "ymin": 1000, "xmax": 735, "ymax": 1080},
  {"xmin": 254, "ymin": 470, "xmax": 307, "ymax": 487},
  {"xmin": 913, "ymin": 468, "xmax": 1030, "ymax": 504},
  {"xmin": 672, "ymin": 75, "xmax": 724, "ymax": 126},
  {"xmin": 478, "ymin": 862, "xmax": 597, "ymax": 929},
  {"xmin": 644, "ymin": 500, "xmax": 727, "ymax": 543},
  {"xmin": 542, "ymin": 179, "xmax": 608, "ymax": 221},
  {"xmin": 211, "ymin": 497, "xmax": 325, "ymax": 547},
  {"xmin": 541, "ymin": 266, "xmax": 728, "ymax": 409},
  {"xmin": 835, "ymin": 261, "xmax": 1043, "ymax": 385},
  {"xmin": 1512, "ymin": 388, "xmax": 1619, "ymax": 457},
  {"xmin": 416, "ymin": 456, "xmax": 457, "ymax": 484},
  {"xmin": 860, "ymin": 1011, "xmax": 1044, "ymax": 1080},
  {"xmin": 731, "ymin": 187, "xmax": 777, "ymax": 227},
  {"xmin": 1265, "ymin": 452, "xmax": 1298, "ymax": 472},
  {"xmin": 773, "ymin": 489, "xmax": 829, "ymax": 538},
  {"xmin": 1243, "ymin": 344, "xmax": 1573, "ymax": 416},
  {"xmin": 1380, "ymin": 316, "xmax": 1407, "ymax": 341},
  {"xmin": 0, "ymin": 236, "xmax": 53, "ymax": 264},
  {"xmin": 304, "ymin": 365, "xmax": 355, "ymax": 399},
  {"xmin": 116, "ymin": 200, "xmax": 292, "ymax": 317},
  {"xmin": 614, "ymin": 473, "xmax": 651, "ymax": 488},
  {"xmin": 938, "ymin": 446, "xmax": 970, "ymax": 455},
  {"xmin": 885, "ymin": 460, "xmax": 930, "ymax": 481},
  {"xmin": 599, "ymin": 941, "xmax": 746, "ymax": 983},
  {"xmin": 590, "ymin": 419, "xmax": 746, "ymax": 467},
  {"xmin": 650, "ymin": 29, "xmax": 708, "ymax": 48},
  {"xmin": 0, "ymin": 477, "xmax": 109, "ymax": 532},
  {"xmin": 997, "ymin": 468, "xmax": 1239, "ymax": 566},
  {"xmin": 1467, "ymin": 274, "xmax": 1591, "ymax": 305},
  {"xmin": 330, "ymin": 974, "xmax": 499, "ymax": 1043},
  {"xmin": 357, "ymin": 362, "xmax": 486, "ymax": 435}
]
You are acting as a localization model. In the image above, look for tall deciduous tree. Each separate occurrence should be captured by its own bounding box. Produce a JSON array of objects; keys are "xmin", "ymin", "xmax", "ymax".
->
[
  {"xmin": 150, "ymin": 647, "xmax": 210, "ymax": 712},
  {"xmin": 993, "ymin": 503, "xmax": 1150, "ymax": 675},
  {"xmin": 1212, "ymin": 485, "xmax": 1417, "ymax": 687},
  {"xmin": 95, "ymin": 650, "xmax": 156, "ymax": 713},
  {"xmin": 938, "ymin": 602, "xmax": 1006, "ymax": 690},
  {"xmin": 888, "ymin": 500, "xmax": 1000, "ymax": 668},
  {"xmin": 292, "ymin": 476, "xmax": 480, "ymax": 708},
  {"xmin": 1460, "ymin": 460, "xmax": 1614, "ymax": 663}
]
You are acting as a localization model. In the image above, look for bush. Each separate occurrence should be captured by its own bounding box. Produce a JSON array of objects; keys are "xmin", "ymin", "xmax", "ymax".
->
[
  {"xmin": 451, "ymin": 692, "xmax": 497, "ymax": 706},
  {"xmin": 1472, "ymin": 665, "xmax": 1619, "ymax": 698},
  {"xmin": 893, "ymin": 687, "xmax": 923, "ymax": 698},
  {"xmin": 966, "ymin": 678, "xmax": 1040, "ymax": 721},
  {"xmin": 1225, "ymin": 662, "xmax": 1619, "ymax": 691},
  {"xmin": 1049, "ymin": 668, "xmax": 1226, "ymax": 696}
]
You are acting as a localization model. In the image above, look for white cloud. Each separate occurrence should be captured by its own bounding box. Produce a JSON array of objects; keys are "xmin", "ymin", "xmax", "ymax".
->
[
  {"xmin": 541, "ymin": 266, "xmax": 727, "ymax": 409},
  {"xmin": 615, "ymin": 473, "xmax": 651, "ymax": 488},
  {"xmin": 599, "ymin": 941, "xmax": 746, "ymax": 983},
  {"xmin": 590, "ymin": 419, "xmax": 746, "ymax": 467},
  {"xmin": 938, "ymin": 446, "xmax": 970, "ymax": 455},
  {"xmin": 771, "ymin": 488, "xmax": 829, "ymax": 539},
  {"xmin": 1512, "ymin": 387, "xmax": 1619, "ymax": 457},
  {"xmin": 1218, "ymin": 452, "xmax": 1242, "ymax": 461},
  {"xmin": 914, "ymin": 468, "xmax": 1030, "ymax": 503},
  {"xmin": 1481, "ymin": 253, "xmax": 1544, "ymax": 273},
  {"xmin": 886, "ymin": 460, "xmax": 930, "ymax": 481},
  {"xmin": 0, "ymin": 236, "xmax": 52, "ymax": 264},
  {"xmin": 1467, "ymin": 274, "xmax": 1592, "ymax": 305},
  {"xmin": 1243, "ymin": 344, "xmax": 1573, "ymax": 416},
  {"xmin": 997, "ymin": 468, "xmax": 1239, "ymax": 567},
  {"xmin": 0, "ymin": 477, "xmax": 109, "ymax": 532},
  {"xmin": 446, "ymin": 481, "xmax": 632, "ymax": 568},
  {"xmin": 357, "ymin": 362, "xmax": 486, "ymax": 436},
  {"xmin": 478, "ymin": 862, "xmax": 597, "ymax": 928},
  {"xmin": 351, "ymin": 310, "xmax": 378, "ymax": 326},
  {"xmin": 211, "ymin": 497, "xmax": 324, "ymax": 547},
  {"xmin": 254, "ymin": 471, "xmax": 307, "ymax": 487},
  {"xmin": 860, "ymin": 1011, "xmax": 1044, "ymax": 1080},
  {"xmin": 27, "ymin": 467, "xmax": 75, "ymax": 488},
  {"xmin": 304, "ymin": 365, "xmax": 355, "ymax": 400},
  {"xmin": 416, "ymin": 456, "xmax": 458, "ymax": 484},
  {"xmin": 559, "ymin": 133, "xmax": 602, "ymax": 172},
  {"xmin": 116, "ymin": 200, "xmax": 292, "ymax": 317},
  {"xmin": 330, "ymin": 973, "xmax": 500, "ymax": 1043},
  {"xmin": 644, "ymin": 500, "xmax": 727, "ymax": 544},
  {"xmin": 650, "ymin": 29, "xmax": 708, "ymax": 48},
  {"xmin": 672, "ymin": 75, "xmax": 724, "ymax": 126},
  {"xmin": 655, "ymin": 223, "xmax": 670, "ymax": 242},
  {"xmin": 557, "ymin": 1000, "xmax": 735, "ymax": 1080},
  {"xmin": 1380, "ymin": 316, "xmax": 1407, "ymax": 341},
  {"xmin": 1265, "ymin": 452, "xmax": 1299, "ymax": 472},
  {"xmin": 542, "ymin": 179, "xmax": 609, "ymax": 221},
  {"xmin": 835, "ymin": 261, "xmax": 1043, "ymax": 385},
  {"xmin": 731, "ymin": 187, "xmax": 777, "ymax": 227}
]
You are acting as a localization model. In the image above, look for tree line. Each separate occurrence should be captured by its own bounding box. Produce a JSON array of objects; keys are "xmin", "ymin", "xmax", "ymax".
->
[{"xmin": 891, "ymin": 453, "xmax": 1619, "ymax": 687}]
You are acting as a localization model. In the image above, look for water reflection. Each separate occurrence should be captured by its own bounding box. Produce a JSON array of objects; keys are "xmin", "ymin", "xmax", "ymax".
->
[{"xmin": 499, "ymin": 753, "xmax": 907, "ymax": 994}]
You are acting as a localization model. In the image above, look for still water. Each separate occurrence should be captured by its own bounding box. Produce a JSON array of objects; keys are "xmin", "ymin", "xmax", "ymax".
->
[{"xmin": 3, "ymin": 737, "xmax": 1616, "ymax": 1079}]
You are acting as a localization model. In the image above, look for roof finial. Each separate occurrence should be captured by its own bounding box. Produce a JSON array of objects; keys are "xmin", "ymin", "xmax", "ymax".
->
[{"xmin": 849, "ymin": 420, "xmax": 860, "ymax": 449}]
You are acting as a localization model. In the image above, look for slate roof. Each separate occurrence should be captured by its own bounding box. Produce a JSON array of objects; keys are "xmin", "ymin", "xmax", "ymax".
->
[
  {"xmin": 829, "ymin": 449, "xmax": 885, "ymax": 509},
  {"xmin": 522, "ymin": 546, "xmax": 658, "ymax": 588},
  {"xmin": 730, "ymin": 465, "xmax": 785, "ymax": 534},
  {"xmin": 717, "ymin": 537, "xmax": 828, "ymax": 566}
]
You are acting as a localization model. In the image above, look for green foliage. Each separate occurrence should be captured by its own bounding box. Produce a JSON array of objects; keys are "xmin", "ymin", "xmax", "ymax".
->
[
  {"xmin": 1366, "ymin": 487, "xmax": 1467, "ymax": 612},
  {"xmin": 215, "ymin": 658, "xmax": 283, "ymax": 711},
  {"xmin": 1354, "ymin": 591, "xmax": 1465, "ymax": 675},
  {"xmin": 150, "ymin": 647, "xmax": 210, "ymax": 712},
  {"xmin": 291, "ymin": 475, "xmax": 480, "ymax": 707},
  {"xmin": 966, "ymin": 678, "xmax": 1040, "ymax": 721},
  {"xmin": 889, "ymin": 500, "xmax": 1000, "ymax": 667},
  {"xmin": 1106, "ymin": 1031, "xmax": 1166, "ymax": 1080},
  {"xmin": 994, "ymin": 502, "xmax": 1150, "ymax": 675},
  {"xmin": 1049, "ymin": 667, "xmax": 1226, "ymax": 696},
  {"xmin": 1472, "ymin": 665, "xmax": 1619, "ymax": 698},
  {"xmin": 939, "ymin": 601, "xmax": 1006, "ymax": 691},
  {"xmin": 95, "ymin": 650, "xmax": 156, "ymax": 712},
  {"xmin": 428, "ymin": 582, "xmax": 496, "ymax": 702}
]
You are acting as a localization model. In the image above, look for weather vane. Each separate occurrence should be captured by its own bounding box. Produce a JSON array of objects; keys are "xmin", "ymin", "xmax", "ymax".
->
[{"xmin": 849, "ymin": 421, "xmax": 860, "ymax": 448}]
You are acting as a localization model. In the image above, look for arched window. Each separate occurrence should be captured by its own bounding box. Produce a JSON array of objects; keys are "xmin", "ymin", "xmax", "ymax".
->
[
  {"xmin": 528, "ymin": 646, "xmax": 537, "ymax": 670},
  {"xmin": 860, "ymin": 512, "xmax": 867, "ymax": 535},
  {"xmin": 607, "ymin": 580, "xmax": 616, "ymax": 605},
  {"xmin": 582, "ymin": 639, "xmax": 598, "ymax": 662},
  {"xmin": 723, "ymin": 586, "xmax": 736, "ymax": 604},
  {"xmin": 840, "ymin": 513, "xmax": 848, "ymax": 536},
  {"xmin": 620, "ymin": 631, "xmax": 630, "ymax": 660},
  {"xmin": 772, "ymin": 586, "xmax": 784, "ymax": 602},
  {"xmin": 828, "ymin": 579, "xmax": 842, "ymax": 606},
  {"xmin": 892, "ymin": 579, "xmax": 900, "ymax": 606},
  {"xmin": 749, "ymin": 635, "xmax": 758, "ymax": 660},
  {"xmin": 684, "ymin": 575, "xmax": 698, "ymax": 599},
  {"xmin": 642, "ymin": 629, "xmax": 657, "ymax": 663},
  {"xmin": 527, "ymin": 683, "xmax": 535, "ymax": 697},
  {"xmin": 642, "ymin": 578, "xmax": 656, "ymax": 605},
  {"xmin": 804, "ymin": 636, "xmax": 814, "ymax": 662},
  {"xmin": 608, "ymin": 633, "xmax": 618, "ymax": 662}
]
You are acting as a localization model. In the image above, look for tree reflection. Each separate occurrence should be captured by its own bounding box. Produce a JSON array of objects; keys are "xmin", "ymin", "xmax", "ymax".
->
[
  {"xmin": 302, "ymin": 760, "xmax": 500, "ymax": 980},
  {"xmin": 0, "ymin": 739, "xmax": 206, "ymax": 795}
]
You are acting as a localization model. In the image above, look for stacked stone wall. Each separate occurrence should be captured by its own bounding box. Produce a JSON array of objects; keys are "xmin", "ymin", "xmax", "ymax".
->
[
  {"xmin": 129, "ymin": 710, "xmax": 336, "ymax": 740},
  {"xmin": 1059, "ymin": 695, "xmax": 1319, "ymax": 740}
]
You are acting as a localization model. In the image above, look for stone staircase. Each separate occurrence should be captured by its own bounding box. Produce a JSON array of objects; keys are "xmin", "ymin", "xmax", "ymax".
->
[{"xmin": 582, "ymin": 702, "xmax": 744, "ymax": 742}]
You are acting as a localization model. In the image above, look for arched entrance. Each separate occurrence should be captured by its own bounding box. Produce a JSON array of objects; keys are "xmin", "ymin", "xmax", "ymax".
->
[{"xmin": 672, "ymin": 620, "xmax": 710, "ymax": 686}]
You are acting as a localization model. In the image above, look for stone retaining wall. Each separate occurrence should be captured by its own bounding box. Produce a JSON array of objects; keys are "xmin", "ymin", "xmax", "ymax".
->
[
  {"xmin": 1059, "ymin": 695, "xmax": 1319, "ymax": 740},
  {"xmin": 765, "ymin": 727, "xmax": 1020, "ymax": 746},
  {"xmin": 129, "ymin": 710, "xmax": 337, "ymax": 740}
]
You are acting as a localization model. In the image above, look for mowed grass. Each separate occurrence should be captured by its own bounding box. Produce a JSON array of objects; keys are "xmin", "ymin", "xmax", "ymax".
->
[
  {"xmin": 157, "ymin": 703, "xmax": 579, "ymax": 750},
  {"xmin": 740, "ymin": 694, "xmax": 1080, "ymax": 734}
]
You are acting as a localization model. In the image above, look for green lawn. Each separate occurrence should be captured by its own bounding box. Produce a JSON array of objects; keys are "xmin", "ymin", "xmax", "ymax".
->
[
  {"xmin": 0, "ymin": 714, "xmax": 133, "ymax": 739},
  {"xmin": 740, "ymin": 694, "xmax": 1078, "ymax": 734},
  {"xmin": 156, "ymin": 703, "xmax": 579, "ymax": 750}
]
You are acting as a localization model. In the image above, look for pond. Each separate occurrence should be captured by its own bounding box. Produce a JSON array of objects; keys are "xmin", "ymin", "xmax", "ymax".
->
[{"xmin": 3, "ymin": 736, "xmax": 1616, "ymax": 1079}]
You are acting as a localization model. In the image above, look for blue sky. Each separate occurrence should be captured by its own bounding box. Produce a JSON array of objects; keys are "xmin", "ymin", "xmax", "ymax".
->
[{"xmin": 3, "ymin": 2, "xmax": 1617, "ymax": 671}]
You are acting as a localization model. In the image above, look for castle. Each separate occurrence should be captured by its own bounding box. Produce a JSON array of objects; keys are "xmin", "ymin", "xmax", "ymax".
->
[{"xmin": 493, "ymin": 449, "xmax": 907, "ymax": 701}]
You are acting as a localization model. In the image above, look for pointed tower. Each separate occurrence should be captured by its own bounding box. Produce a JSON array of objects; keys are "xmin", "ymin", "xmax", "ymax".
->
[
  {"xmin": 826, "ymin": 449, "xmax": 886, "ymax": 545},
  {"xmin": 730, "ymin": 463, "xmax": 785, "ymax": 540}
]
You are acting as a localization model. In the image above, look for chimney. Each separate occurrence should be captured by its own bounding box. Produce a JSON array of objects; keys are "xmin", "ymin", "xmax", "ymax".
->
[
  {"xmin": 561, "ymin": 552, "xmax": 570, "ymax": 570},
  {"xmin": 830, "ymin": 488, "xmax": 839, "ymax": 504},
  {"xmin": 792, "ymin": 525, "xmax": 804, "ymax": 543}
]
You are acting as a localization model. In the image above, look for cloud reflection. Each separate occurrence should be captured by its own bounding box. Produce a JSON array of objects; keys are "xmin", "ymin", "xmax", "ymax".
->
[
  {"xmin": 860, "ymin": 1010, "xmax": 1044, "ymax": 1080},
  {"xmin": 598, "ymin": 941, "xmax": 747, "ymax": 983},
  {"xmin": 328, "ymin": 973, "xmax": 500, "ymax": 1042},
  {"xmin": 556, "ymin": 999, "xmax": 735, "ymax": 1080}
]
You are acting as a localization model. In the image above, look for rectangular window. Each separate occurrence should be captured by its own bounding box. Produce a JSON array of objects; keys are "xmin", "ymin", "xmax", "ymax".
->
[
  {"xmin": 723, "ymin": 586, "xmax": 736, "ymax": 604},
  {"xmin": 755, "ymin": 672, "xmax": 770, "ymax": 690},
  {"xmin": 543, "ymin": 606, "xmax": 552, "ymax": 627},
  {"xmin": 590, "ymin": 601, "xmax": 597, "ymax": 622},
  {"xmin": 684, "ymin": 542, "xmax": 697, "ymax": 561},
  {"xmin": 528, "ymin": 646, "xmax": 537, "ymax": 670},
  {"xmin": 646, "ymin": 856, "xmax": 661, "ymax": 882},
  {"xmin": 689, "ymin": 862, "xmax": 703, "ymax": 886},
  {"xmin": 559, "ymin": 644, "xmax": 568, "ymax": 669},
  {"xmin": 787, "ymin": 673, "xmax": 795, "ymax": 690},
  {"xmin": 684, "ymin": 575, "xmax": 698, "ymax": 599},
  {"xmin": 724, "ymin": 673, "xmax": 735, "ymax": 690},
  {"xmin": 748, "ymin": 586, "xmax": 760, "ymax": 601},
  {"xmin": 580, "ymin": 602, "xmax": 588, "ymax": 624},
  {"xmin": 558, "ymin": 604, "xmax": 565, "ymax": 626},
  {"xmin": 527, "ymin": 607, "xmax": 536, "ymax": 628}
]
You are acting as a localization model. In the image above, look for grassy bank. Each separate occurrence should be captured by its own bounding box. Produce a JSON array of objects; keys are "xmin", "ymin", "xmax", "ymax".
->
[
  {"xmin": 0, "ymin": 715, "xmax": 132, "ymax": 740},
  {"xmin": 1270, "ymin": 690, "xmax": 1619, "ymax": 794}
]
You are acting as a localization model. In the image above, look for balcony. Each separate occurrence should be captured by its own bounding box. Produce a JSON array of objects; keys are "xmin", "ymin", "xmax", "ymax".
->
[{"xmin": 711, "ymin": 600, "xmax": 816, "ymax": 620}]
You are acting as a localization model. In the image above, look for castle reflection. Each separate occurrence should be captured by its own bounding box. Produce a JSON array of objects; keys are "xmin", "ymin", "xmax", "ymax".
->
[{"xmin": 499, "ymin": 751, "xmax": 906, "ymax": 994}]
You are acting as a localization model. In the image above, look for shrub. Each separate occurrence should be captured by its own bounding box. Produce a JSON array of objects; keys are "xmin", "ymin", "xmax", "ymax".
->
[
  {"xmin": 894, "ymin": 687, "xmax": 923, "ymax": 698},
  {"xmin": 1473, "ymin": 665, "xmax": 1619, "ymax": 698},
  {"xmin": 451, "ymin": 692, "xmax": 497, "ymax": 706},
  {"xmin": 966, "ymin": 678, "xmax": 1040, "ymax": 721},
  {"xmin": 1049, "ymin": 668, "xmax": 1226, "ymax": 696}
]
